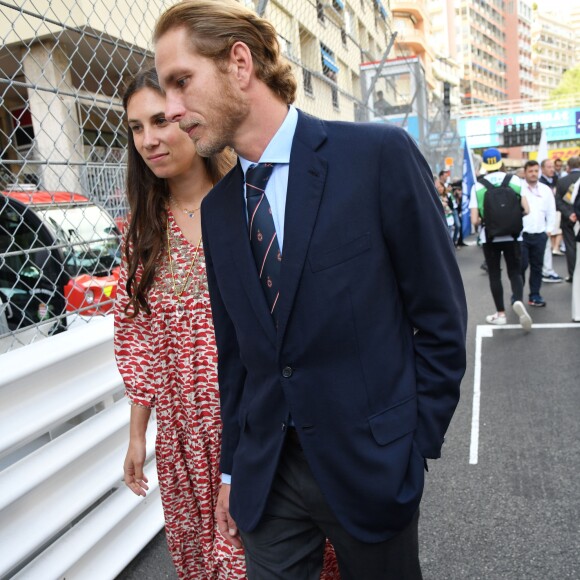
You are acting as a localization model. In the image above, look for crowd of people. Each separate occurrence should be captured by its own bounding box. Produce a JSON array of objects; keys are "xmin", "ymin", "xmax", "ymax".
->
[
  {"xmin": 437, "ymin": 148, "xmax": 579, "ymax": 326},
  {"xmin": 433, "ymin": 170, "xmax": 466, "ymax": 248},
  {"xmin": 109, "ymin": 2, "xmax": 577, "ymax": 578}
]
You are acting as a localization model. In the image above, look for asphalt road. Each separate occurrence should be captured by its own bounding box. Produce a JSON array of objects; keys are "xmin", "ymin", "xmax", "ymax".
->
[{"xmin": 117, "ymin": 241, "xmax": 579, "ymax": 580}]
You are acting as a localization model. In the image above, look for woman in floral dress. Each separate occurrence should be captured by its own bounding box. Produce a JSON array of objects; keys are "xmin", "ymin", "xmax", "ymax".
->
[
  {"xmin": 114, "ymin": 68, "xmax": 244, "ymax": 578},
  {"xmin": 115, "ymin": 68, "xmax": 340, "ymax": 580}
]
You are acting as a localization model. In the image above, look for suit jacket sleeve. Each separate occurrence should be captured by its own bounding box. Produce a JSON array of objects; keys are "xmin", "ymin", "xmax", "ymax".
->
[
  {"xmin": 556, "ymin": 176, "xmax": 574, "ymax": 219},
  {"xmin": 379, "ymin": 129, "xmax": 467, "ymax": 458},
  {"xmin": 201, "ymin": 208, "xmax": 247, "ymax": 475},
  {"xmin": 573, "ymin": 179, "xmax": 580, "ymax": 216}
]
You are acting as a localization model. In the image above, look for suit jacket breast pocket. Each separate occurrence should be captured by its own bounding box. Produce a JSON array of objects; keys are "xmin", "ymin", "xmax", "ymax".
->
[{"xmin": 309, "ymin": 232, "xmax": 371, "ymax": 272}]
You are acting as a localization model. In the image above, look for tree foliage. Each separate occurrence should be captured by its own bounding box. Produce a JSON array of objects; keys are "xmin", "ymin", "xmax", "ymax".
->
[{"xmin": 550, "ymin": 65, "xmax": 580, "ymax": 101}]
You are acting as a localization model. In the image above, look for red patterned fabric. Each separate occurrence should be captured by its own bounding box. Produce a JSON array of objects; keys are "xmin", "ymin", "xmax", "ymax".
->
[{"xmin": 114, "ymin": 211, "xmax": 340, "ymax": 579}]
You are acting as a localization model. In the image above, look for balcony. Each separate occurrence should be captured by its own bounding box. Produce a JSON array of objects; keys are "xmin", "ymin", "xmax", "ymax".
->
[
  {"xmin": 390, "ymin": 1, "xmax": 428, "ymax": 25},
  {"xmin": 396, "ymin": 28, "xmax": 429, "ymax": 55}
]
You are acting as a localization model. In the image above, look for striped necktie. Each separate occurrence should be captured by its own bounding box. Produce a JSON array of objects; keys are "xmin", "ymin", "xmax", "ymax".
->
[{"xmin": 245, "ymin": 163, "xmax": 281, "ymax": 320}]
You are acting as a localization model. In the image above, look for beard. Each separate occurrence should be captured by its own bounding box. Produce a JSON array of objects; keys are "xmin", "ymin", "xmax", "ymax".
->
[{"xmin": 180, "ymin": 72, "xmax": 249, "ymax": 158}]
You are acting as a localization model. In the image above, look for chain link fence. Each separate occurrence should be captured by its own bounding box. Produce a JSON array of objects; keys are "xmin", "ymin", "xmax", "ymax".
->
[{"xmin": 0, "ymin": 0, "xmax": 461, "ymax": 352}]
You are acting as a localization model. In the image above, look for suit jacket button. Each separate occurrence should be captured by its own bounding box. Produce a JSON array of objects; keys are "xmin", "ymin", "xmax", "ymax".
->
[{"xmin": 282, "ymin": 366, "xmax": 293, "ymax": 378}]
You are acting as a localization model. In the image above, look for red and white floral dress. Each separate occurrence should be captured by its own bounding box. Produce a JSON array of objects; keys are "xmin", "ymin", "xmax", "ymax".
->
[
  {"xmin": 115, "ymin": 211, "xmax": 340, "ymax": 579},
  {"xmin": 114, "ymin": 211, "xmax": 246, "ymax": 579}
]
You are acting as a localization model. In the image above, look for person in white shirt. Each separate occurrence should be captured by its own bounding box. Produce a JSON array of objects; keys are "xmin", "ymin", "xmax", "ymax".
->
[{"xmin": 521, "ymin": 160, "xmax": 557, "ymax": 307}]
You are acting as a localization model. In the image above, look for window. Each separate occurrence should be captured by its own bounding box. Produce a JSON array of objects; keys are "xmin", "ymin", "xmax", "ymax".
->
[
  {"xmin": 317, "ymin": 0, "xmax": 325, "ymax": 23},
  {"xmin": 10, "ymin": 108, "xmax": 34, "ymax": 149},
  {"xmin": 303, "ymin": 69, "xmax": 314, "ymax": 96},
  {"xmin": 278, "ymin": 34, "xmax": 292, "ymax": 58},
  {"xmin": 320, "ymin": 43, "xmax": 339, "ymax": 80},
  {"xmin": 341, "ymin": 28, "xmax": 348, "ymax": 46},
  {"xmin": 344, "ymin": 7, "xmax": 354, "ymax": 35},
  {"xmin": 332, "ymin": 86, "xmax": 339, "ymax": 110}
]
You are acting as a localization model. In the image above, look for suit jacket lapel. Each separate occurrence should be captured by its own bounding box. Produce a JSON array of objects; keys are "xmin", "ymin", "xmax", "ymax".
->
[
  {"xmin": 276, "ymin": 113, "xmax": 328, "ymax": 350},
  {"xmin": 221, "ymin": 164, "xmax": 277, "ymax": 345}
]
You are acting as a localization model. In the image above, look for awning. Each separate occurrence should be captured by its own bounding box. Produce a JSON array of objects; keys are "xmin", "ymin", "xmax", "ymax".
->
[
  {"xmin": 375, "ymin": 0, "xmax": 388, "ymax": 19},
  {"xmin": 321, "ymin": 46, "xmax": 339, "ymax": 74}
]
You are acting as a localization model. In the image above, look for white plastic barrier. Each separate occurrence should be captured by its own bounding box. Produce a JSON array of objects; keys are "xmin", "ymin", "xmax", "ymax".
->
[{"xmin": 0, "ymin": 316, "xmax": 164, "ymax": 579}]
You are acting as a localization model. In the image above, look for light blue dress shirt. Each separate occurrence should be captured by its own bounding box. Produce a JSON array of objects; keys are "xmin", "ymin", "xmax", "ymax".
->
[{"xmin": 222, "ymin": 106, "xmax": 298, "ymax": 485}]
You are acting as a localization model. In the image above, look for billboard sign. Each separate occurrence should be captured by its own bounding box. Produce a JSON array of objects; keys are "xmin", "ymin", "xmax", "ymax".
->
[{"xmin": 458, "ymin": 107, "xmax": 580, "ymax": 148}]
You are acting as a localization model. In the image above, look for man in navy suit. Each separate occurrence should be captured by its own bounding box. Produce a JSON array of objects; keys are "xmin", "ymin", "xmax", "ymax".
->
[{"xmin": 155, "ymin": 2, "xmax": 467, "ymax": 577}]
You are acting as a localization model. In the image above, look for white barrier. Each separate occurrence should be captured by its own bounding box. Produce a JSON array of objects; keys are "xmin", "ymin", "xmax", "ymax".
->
[{"xmin": 0, "ymin": 316, "xmax": 164, "ymax": 579}]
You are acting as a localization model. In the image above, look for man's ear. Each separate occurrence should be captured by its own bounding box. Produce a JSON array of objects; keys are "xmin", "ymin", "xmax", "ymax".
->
[{"xmin": 229, "ymin": 41, "xmax": 253, "ymax": 89}]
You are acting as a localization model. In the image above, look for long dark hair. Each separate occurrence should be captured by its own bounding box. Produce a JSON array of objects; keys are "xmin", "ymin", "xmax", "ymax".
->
[{"xmin": 122, "ymin": 68, "xmax": 234, "ymax": 317}]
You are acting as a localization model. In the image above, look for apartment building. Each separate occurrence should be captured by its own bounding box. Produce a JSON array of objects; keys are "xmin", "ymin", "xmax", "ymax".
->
[
  {"xmin": 426, "ymin": 0, "xmax": 461, "ymax": 109},
  {"xmin": 0, "ymin": 0, "xmax": 393, "ymax": 196},
  {"xmin": 258, "ymin": 0, "xmax": 391, "ymax": 120},
  {"xmin": 455, "ymin": 0, "xmax": 508, "ymax": 106},
  {"xmin": 531, "ymin": 8, "xmax": 576, "ymax": 99},
  {"xmin": 0, "ymin": 0, "xmax": 164, "ymax": 194},
  {"xmin": 505, "ymin": 0, "xmax": 534, "ymax": 101},
  {"xmin": 390, "ymin": 0, "xmax": 436, "ymax": 91},
  {"xmin": 572, "ymin": 7, "xmax": 580, "ymax": 62}
]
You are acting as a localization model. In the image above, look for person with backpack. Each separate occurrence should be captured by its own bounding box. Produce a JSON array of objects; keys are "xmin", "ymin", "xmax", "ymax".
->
[{"xmin": 470, "ymin": 148, "xmax": 533, "ymax": 331}]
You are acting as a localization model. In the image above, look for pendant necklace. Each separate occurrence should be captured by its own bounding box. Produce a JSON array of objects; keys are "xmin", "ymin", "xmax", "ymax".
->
[
  {"xmin": 170, "ymin": 195, "xmax": 201, "ymax": 219},
  {"xmin": 166, "ymin": 218, "xmax": 202, "ymax": 316}
]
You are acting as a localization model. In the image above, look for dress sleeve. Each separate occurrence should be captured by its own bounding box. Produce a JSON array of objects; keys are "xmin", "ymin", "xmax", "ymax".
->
[{"xmin": 114, "ymin": 239, "xmax": 157, "ymax": 408}]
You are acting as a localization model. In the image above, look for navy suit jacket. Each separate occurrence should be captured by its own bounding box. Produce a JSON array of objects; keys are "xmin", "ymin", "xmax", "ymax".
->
[{"xmin": 201, "ymin": 111, "xmax": 467, "ymax": 543}]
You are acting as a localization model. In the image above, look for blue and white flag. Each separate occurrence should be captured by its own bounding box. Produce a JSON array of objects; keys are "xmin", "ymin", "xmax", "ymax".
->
[{"xmin": 461, "ymin": 139, "xmax": 476, "ymax": 239}]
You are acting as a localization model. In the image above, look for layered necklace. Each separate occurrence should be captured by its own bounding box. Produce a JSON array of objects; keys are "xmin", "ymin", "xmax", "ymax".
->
[{"xmin": 166, "ymin": 218, "xmax": 202, "ymax": 316}]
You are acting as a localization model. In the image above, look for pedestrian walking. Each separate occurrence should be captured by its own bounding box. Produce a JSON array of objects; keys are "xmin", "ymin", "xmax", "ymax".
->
[
  {"xmin": 571, "ymin": 178, "xmax": 580, "ymax": 321},
  {"xmin": 521, "ymin": 160, "xmax": 556, "ymax": 307},
  {"xmin": 113, "ymin": 69, "xmax": 246, "ymax": 579},
  {"xmin": 469, "ymin": 148, "xmax": 533, "ymax": 330},
  {"xmin": 154, "ymin": 2, "xmax": 467, "ymax": 578},
  {"xmin": 436, "ymin": 176, "xmax": 455, "ymax": 240},
  {"xmin": 555, "ymin": 156, "xmax": 580, "ymax": 282}
]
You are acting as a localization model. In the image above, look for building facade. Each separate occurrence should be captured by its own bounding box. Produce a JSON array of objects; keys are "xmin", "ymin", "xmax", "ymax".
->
[
  {"xmin": 531, "ymin": 8, "xmax": 576, "ymax": 100},
  {"xmin": 1, "ymin": 0, "xmax": 405, "ymax": 198},
  {"xmin": 505, "ymin": 0, "xmax": 534, "ymax": 101},
  {"xmin": 390, "ymin": 0, "xmax": 435, "ymax": 91},
  {"xmin": 455, "ymin": 0, "xmax": 508, "ymax": 106},
  {"xmin": 427, "ymin": 0, "xmax": 461, "ymax": 111}
]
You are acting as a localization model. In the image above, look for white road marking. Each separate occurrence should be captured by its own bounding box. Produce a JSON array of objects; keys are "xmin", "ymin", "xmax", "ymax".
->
[{"xmin": 469, "ymin": 322, "xmax": 580, "ymax": 465}]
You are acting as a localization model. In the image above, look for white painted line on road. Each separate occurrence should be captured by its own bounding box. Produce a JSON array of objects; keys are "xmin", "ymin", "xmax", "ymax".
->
[
  {"xmin": 470, "ymin": 325, "xmax": 493, "ymax": 465},
  {"xmin": 478, "ymin": 323, "xmax": 580, "ymax": 330},
  {"xmin": 469, "ymin": 322, "xmax": 580, "ymax": 465}
]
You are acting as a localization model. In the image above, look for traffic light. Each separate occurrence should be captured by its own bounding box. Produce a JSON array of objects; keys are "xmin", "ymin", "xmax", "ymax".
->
[{"xmin": 503, "ymin": 122, "xmax": 542, "ymax": 147}]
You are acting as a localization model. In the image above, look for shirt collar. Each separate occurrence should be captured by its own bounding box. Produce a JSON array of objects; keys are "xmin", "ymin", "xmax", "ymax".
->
[
  {"xmin": 238, "ymin": 105, "xmax": 298, "ymax": 176},
  {"xmin": 526, "ymin": 181, "xmax": 539, "ymax": 193}
]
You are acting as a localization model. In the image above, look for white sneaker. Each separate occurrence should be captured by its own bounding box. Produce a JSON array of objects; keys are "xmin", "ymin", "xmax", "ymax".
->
[
  {"xmin": 512, "ymin": 301, "xmax": 532, "ymax": 332},
  {"xmin": 486, "ymin": 312, "xmax": 507, "ymax": 325}
]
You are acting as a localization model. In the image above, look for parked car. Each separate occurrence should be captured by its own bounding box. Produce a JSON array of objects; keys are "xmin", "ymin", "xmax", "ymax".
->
[{"xmin": 0, "ymin": 189, "xmax": 122, "ymax": 335}]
